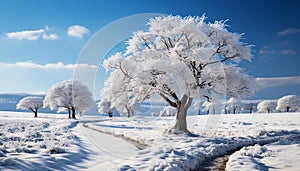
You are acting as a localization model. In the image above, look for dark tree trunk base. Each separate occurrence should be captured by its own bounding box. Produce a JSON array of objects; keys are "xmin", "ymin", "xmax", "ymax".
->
[{"xmin": 71, "ymin": 107, "xmax": 76, "ymax": 119}]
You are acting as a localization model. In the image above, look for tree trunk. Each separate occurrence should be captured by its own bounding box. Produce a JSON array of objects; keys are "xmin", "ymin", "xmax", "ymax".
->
[
  {"xmin": 68, "ymin": 109, "xmax": 71, "ymax": 119},
  {"xmin": 268, "ymin": 109, "xmax": 270, "ymax": 113},
  {"xmin": 287, "ymin": 106, "xmax": 290, "ymax": 112},
  {"xmin": 108, "ymin": 111, "xmax": 113, "ymax": 117},
  {"xmin": 171, "ymin": 94, "xmax": 192, "ymax": 133},
  {"xmin": 71, "ymin": 107, "xmax": 76, "ymax": 119},
  {"xmin": 126, "ymin": 106, "xmax": 131, "ymax": 118},
  {"xmin": 249, "ymin": 108, "xmax": 252, "ymax": 114},
  {"xmin": 30, "ymin": 108, "xmax": 37, "ymax": 118}
]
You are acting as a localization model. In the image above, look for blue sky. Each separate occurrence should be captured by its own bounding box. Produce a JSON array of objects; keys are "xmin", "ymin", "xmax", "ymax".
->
[{"xmin": 0, "ymin": 0, "xmax": 299, "ymax": 99}]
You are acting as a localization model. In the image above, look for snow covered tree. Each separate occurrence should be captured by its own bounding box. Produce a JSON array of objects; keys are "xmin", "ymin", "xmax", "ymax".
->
[
  {"xmin": 257, "ymin": 100, "xmax": 277, "ymax": 113},
  {"xmin": 202, "ymin": 101, "xmax": 217, "ymax": 114},
  {"xmin": 44, "ymin": 80, "xmax": 94, "ymax": 119},
  {"xmin": 16, "ymin": 96, "xmax": 43, "ymax": 117},
  {"xmin": 276, "ymin": 95, "xmax": 300, "ymax": 112},
  {"xmin": 100, "ymin": 68, "xmax": 142, "ymax": 118},
  {"xmin": 242, "ymin": 102, "xmax": 256, "ymax": 113},
  {"xmin": 225, "ymin": 97, "xmax": 241, "ymax": 114},
  {"xmin": 193, "ymin": 100, "xmax": 202, "ymax": 115},
  {"xmin": 98, "ymin": 98, "xmax": 116, "ymax": 117},
  {"xmin": 102, "ymin": 15, "xmax": 255, "ymax": 133},
  {"xmin": 160, "ymin": 106, "xmax": 176, "ymax": 116}
]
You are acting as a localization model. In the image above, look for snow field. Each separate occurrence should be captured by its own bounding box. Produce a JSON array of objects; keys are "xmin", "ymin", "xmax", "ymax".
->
[
  {"xmin": 85, "ymin": 113, "xmax": 300, "ymax": 170},
  {"xmin": 0, "ymin": 111, "xmax": 141, "ymax": 170},
  {"xmin": 0, "ymin": 112, "xmax": 78, "ymax": 170},
  {"xmin": 226, "ymin": 141, "xmax": 300, "ymax": 171},
  {"xmin": 0, "ymin": 111, "xmax": 299, "ymax": 170}
]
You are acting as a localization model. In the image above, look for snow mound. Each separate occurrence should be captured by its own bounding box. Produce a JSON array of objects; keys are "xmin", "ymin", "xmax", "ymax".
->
[
  {"xmin": 226, "ymin": 144, "xmax": 272, "ymax": 171},
  {"xmin": 0, "ymin": 157, "xmax": 17, "ymax": 166}
]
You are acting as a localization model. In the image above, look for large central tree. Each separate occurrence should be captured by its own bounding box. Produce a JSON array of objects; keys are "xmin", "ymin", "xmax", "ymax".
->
[{"xmin": 102, "ymin": 15, "xmax": 255, "ymax": 133}]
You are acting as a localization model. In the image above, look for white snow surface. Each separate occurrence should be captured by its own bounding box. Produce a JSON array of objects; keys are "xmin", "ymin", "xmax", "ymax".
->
[
  {"xmin": 226, "ymin": 142, "xmax": 300, "ymax": 171},
  {"xmin": 0, "ymin": 111, "xmax": 300, "ymax": 170}
]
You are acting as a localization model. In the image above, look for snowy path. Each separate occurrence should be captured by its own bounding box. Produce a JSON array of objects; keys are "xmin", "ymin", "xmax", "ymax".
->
[
  {"xmin": 82, "ymin": 123, "xmax": 148, "ymax": 150},
  {"xmin": 71, "ymin": 123, "xmax": 138, "ymax": 170}
]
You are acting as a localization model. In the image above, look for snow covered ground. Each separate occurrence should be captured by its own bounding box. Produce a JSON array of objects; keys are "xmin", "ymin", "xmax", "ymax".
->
[
  {"xmin": 0, "ymin": 111, "xmax": 139, "ymax": 170},
  {"xmin": 1, "ymin": 111, "xmax": 300, "ymax": 170},
  {"xmin": 226, "ymin": 142, "xmax": 300, "ymax": 171}
]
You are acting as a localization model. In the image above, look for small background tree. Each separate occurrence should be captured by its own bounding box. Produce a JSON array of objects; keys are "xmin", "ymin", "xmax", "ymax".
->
[
  {"xmin": 257, "ymin": 100, "xmax": 277, "ymax": 113},
  {"xmin": 202, "ymin": 101, "xmax": 218, "ymax": 114},
  {"xmin": 100, "ymin": 68, "xmax": 142, "ymax": 118},
  {"xmin": 44, "ymin": 80, "xmax": 94, "ymax": 119},
  {"xmin": 16, "ymin": 96, "xmax": 43, "ymax": 117},
  {"xmin": 242, "ymin": 102, "xmax": 257, "ymax": 114},
  {"xmin": 276, "ymin": 95, "xmax": 300, "ymax": 112},
  {"xmin": 193, "ymin": 100, "xmax": 202, "ymax": 115},
  {"xmin": 98, "ymin": 98, "xmax": 116, "ymax": 117},
  {"xmin": 226, "ymin": 97, "xmax": 241, "ymax": 114},
  {"xmin": 160, "ymin": 106, "xmax": 176, "ymax": 116}
]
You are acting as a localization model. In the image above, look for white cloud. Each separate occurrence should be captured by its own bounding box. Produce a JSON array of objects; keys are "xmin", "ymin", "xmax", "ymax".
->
[
  {"xmin": 0, "ymin": 61, "xmax": 98, "ymax": 71},
  {"xmin": 32, "ymin": 91, "xmax": 47, "ymax": 95},
  {"xmin": 280, "ymin": 49, "xmax": 296, "ymax": 55},
  {"xmin": 42, "ymin": 33, "xmax": 59, "ymax": 40},
  {"xmin": 67, "ymin": 25, "xmax": 89, "ymax": 38},
  {"xmin": 15, "ymin": 61, "xmax": 42, "ymax": 69},
  {"xmin": 256, "ymin": 76, "xmax": 300, "ymax": 89},
  {"xmin": 6, "ymin": 29, "xmax": 44, "ymax": 40},
  {"xmin": 0, "ymin": 61, "xmax": 98, "ymax": 95},
  {"xmin": 278, "ymin": 28, "xmax": 300, "ymax": 36},
  {"xmin": 6, "ymin": 26, "xmax": 59, "ymax": 41},
  {"xmin": 259, "ymin": 46, "xmax": 296, "ymax": 56},
  {"xmin": 258, "ymin": 46, "xmax": 275, "ymax": 55}
]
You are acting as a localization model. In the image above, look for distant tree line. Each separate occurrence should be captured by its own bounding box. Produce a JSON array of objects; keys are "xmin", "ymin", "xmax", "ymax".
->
[{"xmin": 195, "ymin": 95, "xmax": 300, "ymax": 115}]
